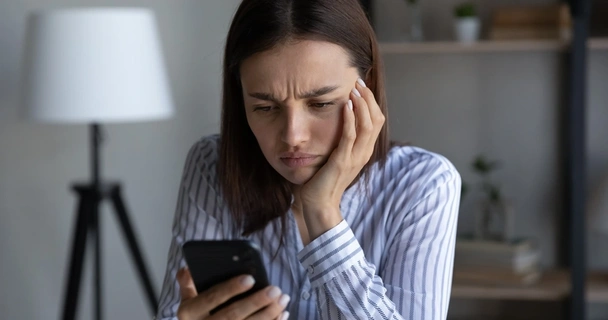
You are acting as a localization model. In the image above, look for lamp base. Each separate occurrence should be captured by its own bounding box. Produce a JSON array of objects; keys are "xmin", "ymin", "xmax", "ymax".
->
[{"xmin": 61, "ymin": 182, "xmax": 158, "ymax": 320}]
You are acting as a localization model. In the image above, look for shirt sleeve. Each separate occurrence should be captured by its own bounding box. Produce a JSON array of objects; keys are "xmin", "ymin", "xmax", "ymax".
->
[
  {"xmin": 298, "ymin": 163, "xmax": 461, "ymax": 320},
  {"xmin": 155, "ymin": 139, "xmax": 228, "ymax": 320}
]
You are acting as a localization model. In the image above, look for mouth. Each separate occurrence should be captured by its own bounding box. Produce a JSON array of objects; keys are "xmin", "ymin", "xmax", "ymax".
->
[{"xmin": 279, "ymin": 152, "xmax": 319, "ymax": 168}]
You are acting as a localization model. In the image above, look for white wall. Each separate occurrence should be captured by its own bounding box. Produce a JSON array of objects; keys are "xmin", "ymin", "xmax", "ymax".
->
[
  {"xmin": 2, "ymin": 0, "xmax": 608, "ymax": 319},
  {"xmin": 0, "ymin": 1, "xmax": 239, "ymax": 319}
]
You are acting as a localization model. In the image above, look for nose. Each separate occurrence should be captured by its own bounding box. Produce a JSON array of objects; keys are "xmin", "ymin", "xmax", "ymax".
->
[{"xmin": 281, "ymin": 108, "xmax": 309, "ymax": 147}]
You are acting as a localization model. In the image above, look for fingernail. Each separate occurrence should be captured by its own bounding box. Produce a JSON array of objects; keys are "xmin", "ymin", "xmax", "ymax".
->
[
  {"xmin": 241, "ymin": 275, "xmax": 255, "ymax": 287},
  {"xmin": 281, "ymin": 311, "xmax": 290, "ymax": 320},
  {"xmin": 279, "ymin": 294, "xmax": 291, "ymax": 307},
  {"xmin": 267, "ymin": 286, "xmax": 282, "ymax": 299},
  {"xmin": 357, "ymin": 78, "xmax": 367, "ymax": 87},
  {"xmin": 352, "ymin": 88, "xmax": 361, "ymax": 97},
  {"xmin": 347, "ymin": 100, "xmax": 353, "ymax": 110}
]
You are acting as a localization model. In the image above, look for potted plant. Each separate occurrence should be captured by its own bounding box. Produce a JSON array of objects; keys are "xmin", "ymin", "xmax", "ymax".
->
[
  {"xmin": 469, "ymin": 155, "xmax": 514, "ymax": 242},
  {"xmin": 453, "ymin": 2, "xmax": 480, "ymax": 43}
]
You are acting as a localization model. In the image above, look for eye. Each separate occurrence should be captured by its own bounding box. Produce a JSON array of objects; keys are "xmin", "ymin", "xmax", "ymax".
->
[
  {"xmin": 311, "ymin": 102, "xmax": 334, "ymax": 108},
  {"xmin": 253, "ymin": 106, "xmax": 274, "ymax": 112}
]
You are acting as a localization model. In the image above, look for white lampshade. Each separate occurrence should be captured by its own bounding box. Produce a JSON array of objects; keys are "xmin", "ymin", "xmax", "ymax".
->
[{"xmin": 21, "ymin": 7, "xmax": 174, "ymax": 123}]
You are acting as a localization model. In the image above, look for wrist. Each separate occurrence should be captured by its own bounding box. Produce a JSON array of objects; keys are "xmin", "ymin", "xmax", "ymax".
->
[{"xmin": 302, "ymin": 205, "xmax": 343, "ymax": 241}]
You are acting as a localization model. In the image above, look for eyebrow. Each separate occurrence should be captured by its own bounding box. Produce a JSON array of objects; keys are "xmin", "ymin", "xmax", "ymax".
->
[{"xmin": 247, "ymin": 85, "xmax": 340, "ymax": 102}]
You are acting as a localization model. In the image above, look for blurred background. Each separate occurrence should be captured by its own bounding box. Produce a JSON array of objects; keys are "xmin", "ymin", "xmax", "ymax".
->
[{"xmin": 1, "ymin": 0, "xmax": 607, "ymax": 319}]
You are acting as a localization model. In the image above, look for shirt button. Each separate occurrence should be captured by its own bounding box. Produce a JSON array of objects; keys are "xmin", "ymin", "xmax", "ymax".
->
[
  {"xmin": 307, "ymin": 265, "xmax": 314, "ymax": 274},
  {"xmin": 302, "ymin": 291, "xmax": 311, "ymax": 300}
]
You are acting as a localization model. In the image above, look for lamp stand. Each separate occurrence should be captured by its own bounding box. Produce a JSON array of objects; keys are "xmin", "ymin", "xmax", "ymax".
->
[{"xmin": 61, "ymin": 123, "xmax": 158, "ymax": 320}]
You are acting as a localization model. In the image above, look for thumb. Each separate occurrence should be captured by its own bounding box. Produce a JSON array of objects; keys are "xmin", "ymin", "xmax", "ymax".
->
[{"xmin": 178, "ymin": 267, "xmax": 198, "ymax": 301}]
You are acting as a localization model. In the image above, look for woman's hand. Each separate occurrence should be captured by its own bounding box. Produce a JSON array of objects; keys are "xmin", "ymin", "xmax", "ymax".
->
[
  {"xmin": 176, "ymin": 268, "xmax": 290, "ymax": 320},
  {"xmin": 300, "ymin": 78, "xmax": 385, "ymax": 240}
]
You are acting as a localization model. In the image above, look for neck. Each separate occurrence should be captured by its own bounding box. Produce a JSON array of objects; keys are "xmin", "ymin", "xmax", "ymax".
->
[{"xmin": 291, "ymin": 185, "xmax": 303, "ymax": 216}]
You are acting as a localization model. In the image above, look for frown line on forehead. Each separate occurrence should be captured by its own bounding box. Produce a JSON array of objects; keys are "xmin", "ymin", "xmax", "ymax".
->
[{"xmin": 247, "ymin": 85, "xmax": 340, "ymax": 102}]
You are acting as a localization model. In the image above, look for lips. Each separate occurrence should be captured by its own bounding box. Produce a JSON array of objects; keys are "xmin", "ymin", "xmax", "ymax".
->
[{"xmin": 279, "ymin": 152, "xmax": 318, "ymax": 168}]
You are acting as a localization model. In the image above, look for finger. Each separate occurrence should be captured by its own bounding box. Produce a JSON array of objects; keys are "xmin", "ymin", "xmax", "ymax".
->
[
  {"xmin": 212, "ymin": 286, "xmax": 282, "ymax": 320},
  {"xmin": 248, "ymin": 294, "xmax": 290, "ymax": 320},
  {"xmin": 356, "ymin": 78, "xmax": 385, "ymax": 133},
  {"xmin": 178, "ymin": 267, "xmax": 198, "ymax": 301},
  {"xmin": 350, "ymin": 84, "xmax": 374, "ymax": 155},
  {"xmin": 332, "ymin": 100, "xmax": 356, "ymax": 161},
  {"xmin": 188, "ymin": 275, "xmax": 256, "ymax": 317}
]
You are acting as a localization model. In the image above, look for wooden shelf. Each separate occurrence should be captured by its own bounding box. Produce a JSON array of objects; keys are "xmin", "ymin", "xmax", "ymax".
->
[
  {"xmin": 380, "ymin": 38, "xmax": 608, "ymax": 54},
  {"xmin": 451, "ymin": 269, "xmax": 608, "ymax": 302}
]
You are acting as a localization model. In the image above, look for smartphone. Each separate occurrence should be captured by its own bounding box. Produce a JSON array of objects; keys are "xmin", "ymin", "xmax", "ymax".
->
[{"xmin": 182, "ymin": 240, "xmax": 270, "ymax": 313}]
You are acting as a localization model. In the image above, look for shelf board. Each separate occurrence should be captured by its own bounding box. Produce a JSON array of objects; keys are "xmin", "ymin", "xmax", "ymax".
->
[
  {"xmin": 380, "ymin": 38, "xmax": 608, "ymax": 54},
  {"xmin": 451, "ymin": 269, "xmax": 608, "ymax": 302},
  {"xmin": 588, "ymin": 272, "xmax": 608, "ymax": 303}
]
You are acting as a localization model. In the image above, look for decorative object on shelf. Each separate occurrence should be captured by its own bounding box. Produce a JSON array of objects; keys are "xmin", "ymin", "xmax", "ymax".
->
[
  {"xmin": 489, "ymin": 4, "xmax": 571, "ymax": 40},
  {"xmin": 405, "ymin": 0, "xmax": 424, "ymax": 42},
  {"xmin": 467, "ymin": 155, "xmax": 514, "ymax": 242},
  {"xmin": 454, "ymin": 2, "xmax": 480, "ymax": 43},
  {"xmin": 20, "ymin": 7, "xmax": 173, "ymax": 320}
]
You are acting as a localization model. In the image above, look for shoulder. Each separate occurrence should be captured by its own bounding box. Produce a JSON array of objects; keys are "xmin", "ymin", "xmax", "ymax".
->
[
  {"xmin": 369, "ymin": 145, "xmax": 461, "ymax": 210},
  {"xmin": 386, "ymin": 144, "xmax": 460, "ymax": 184},
  {"xmin": 182, "ymin": 134, "xmax": 221, "ymax": 186}
]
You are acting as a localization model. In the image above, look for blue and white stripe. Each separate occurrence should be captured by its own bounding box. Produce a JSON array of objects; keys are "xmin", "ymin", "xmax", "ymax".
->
[{"xmin": 156, "ymin": 134, "xmax": 461, "ymax": 320}]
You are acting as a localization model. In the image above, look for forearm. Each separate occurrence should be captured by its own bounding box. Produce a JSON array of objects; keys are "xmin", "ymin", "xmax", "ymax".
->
[{"xmin": 298, "ymin": 221, "xmax": 406, "ymax": 320}]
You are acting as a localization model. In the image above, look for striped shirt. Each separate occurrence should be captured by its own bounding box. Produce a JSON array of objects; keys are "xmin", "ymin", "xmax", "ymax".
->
[{"xmin": 156, "ymin": 134, "xmax": 461, "ymax": 320}]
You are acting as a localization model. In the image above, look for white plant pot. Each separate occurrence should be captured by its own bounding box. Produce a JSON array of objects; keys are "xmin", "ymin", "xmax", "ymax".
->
[{"xmin": 454, "ymin": 17, "xmax": 480, "ymax": 43}]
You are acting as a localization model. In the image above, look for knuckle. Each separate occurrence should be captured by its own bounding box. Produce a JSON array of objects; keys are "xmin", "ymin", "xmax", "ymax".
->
[
  {"xmin": 345, "ymin": 130, "xmax": 356, "ymax": 141},
  {"xmin": 378, "ymin": 113, "xmax": 386, "ymax": 123},
  {"xmin": 220, "ymin": 307, "xmax": 240, "ymax": 320},
  {"xmin": 203, "ymin": 288, "xmax": 223, "ymax": 305},
  {"xmin": 176, "ymin": 306, "xmax": 192, "ymax": 320},
  {"xmin": 360, "ymin": 122, "xmax": 373, "ymax": 133}
]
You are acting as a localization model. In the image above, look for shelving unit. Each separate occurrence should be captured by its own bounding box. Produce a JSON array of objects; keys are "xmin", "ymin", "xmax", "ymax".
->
[
  {"xmin": 450, "ymin": 270, "xmax": 608, "ymax": 303},
  {"xmin": 377, "ymin": 1, "xmax": 595, "ymax": 319},
  {"xmin": 379, "ymin": 37, "xmax": 608, "ymax": 54}
]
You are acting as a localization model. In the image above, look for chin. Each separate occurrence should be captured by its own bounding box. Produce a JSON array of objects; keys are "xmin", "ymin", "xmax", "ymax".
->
[{"xmin": 278, "ymin": 169, "xmax": 316, "ymax": 185}]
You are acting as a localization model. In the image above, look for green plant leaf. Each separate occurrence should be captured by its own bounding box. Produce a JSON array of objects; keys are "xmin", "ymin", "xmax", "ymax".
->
[
  {"xmin": 472, "ymin": 155, "xmax": 500, "ymax": 174},
  {"xmin": 454, "ymin": 2, "xmax": 477, "ymax": 17}
]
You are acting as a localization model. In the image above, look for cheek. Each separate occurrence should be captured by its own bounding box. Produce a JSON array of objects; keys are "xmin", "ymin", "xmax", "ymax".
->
[{"xmin": 315, "ymin": 112, "xmax": 343, "ymax": 147}]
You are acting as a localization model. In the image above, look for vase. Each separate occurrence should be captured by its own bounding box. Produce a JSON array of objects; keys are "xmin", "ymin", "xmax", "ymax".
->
[
  {"xmin": 454, "ymin": 17, "xmax": 480, "ymax": 43},
  {"xmin": 406, "ymin": 2, "xmax": 424, "ymax": 42},
  {"xmin": 474, "ymin": 199, "xmax": 514, "ymax": 242}
]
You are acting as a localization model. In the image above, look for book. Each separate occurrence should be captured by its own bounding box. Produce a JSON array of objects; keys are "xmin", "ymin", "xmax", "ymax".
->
[
  {"xmin": 454, "ymin": 248, "xmax": 540, "ymax": 273},
  {"xmin": 453, "ymin": 266, "xmax": 542, "ymax": 286},
  {"xmin": 491, "ymin": 4, "xmax": 570, "ymax": 27},
  {"xmin": 455, "ymin": 238, "xmax": 534, "ymax": 254},
  {"xmin": 454, "ymin": 238, "xmax": 541, "ymax": 273},
  {"xmin": 489, "ymin": 4, "xmax": 571, "ymax": 40}
]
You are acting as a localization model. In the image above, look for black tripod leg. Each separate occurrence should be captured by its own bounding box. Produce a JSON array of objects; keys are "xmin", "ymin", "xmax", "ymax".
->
[
  {"xmin": 88, "ymin": 195, "xmax": 102, "ymax": 320},
  {"xmin": 110, "ymin": 187, "xmax": 158, "ymax": 314},
  {"xmin": 61, "ymin": 191, "xmax": 91, "ymax": 320}
]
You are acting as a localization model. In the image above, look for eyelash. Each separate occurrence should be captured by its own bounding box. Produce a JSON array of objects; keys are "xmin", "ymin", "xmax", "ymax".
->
[{"xmin": 253, "ymin": 102, "xmax": 334, "ymax": 112}]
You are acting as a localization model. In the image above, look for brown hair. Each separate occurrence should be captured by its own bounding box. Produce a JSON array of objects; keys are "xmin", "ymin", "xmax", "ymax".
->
[{"xmin": 218, "ymin": 0, "xmax": 390, "ymax": 236}]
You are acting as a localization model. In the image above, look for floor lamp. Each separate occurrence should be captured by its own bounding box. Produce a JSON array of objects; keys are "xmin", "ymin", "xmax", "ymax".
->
[{"xmin": 20, "ymin": 8, "xmax": 174, "ymax": 320}]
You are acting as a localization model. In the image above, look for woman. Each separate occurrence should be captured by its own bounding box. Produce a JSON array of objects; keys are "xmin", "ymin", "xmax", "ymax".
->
[{"xmin": 156, "ymin": 0, "xmax": 461, "ymax": 319}]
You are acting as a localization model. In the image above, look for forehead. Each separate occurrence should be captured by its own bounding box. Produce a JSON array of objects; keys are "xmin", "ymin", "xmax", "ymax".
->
[{"xmin": 240, "ymin": 40, "xmax": 355, "ymax": 88}]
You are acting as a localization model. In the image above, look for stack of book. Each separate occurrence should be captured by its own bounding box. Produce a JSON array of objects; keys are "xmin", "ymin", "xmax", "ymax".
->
[
  {"xmin": 489, "ymin": 4, "xmax": 572, "ymax": 41},
  {"xmin": 453, "ymin": 237, "xmax": 542, "ymax": 286}
]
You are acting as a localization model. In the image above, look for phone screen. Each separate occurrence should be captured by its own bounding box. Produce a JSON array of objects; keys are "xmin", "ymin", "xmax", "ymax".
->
[{"xmin": 182, "ymin": 240, "xmax": 270, "ymax": 313}]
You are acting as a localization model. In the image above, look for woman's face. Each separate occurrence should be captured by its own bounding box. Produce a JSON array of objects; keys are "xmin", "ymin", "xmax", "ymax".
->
[{"xmin": 241, "ymin": 40, "xmax": 361, "ymax": 185}]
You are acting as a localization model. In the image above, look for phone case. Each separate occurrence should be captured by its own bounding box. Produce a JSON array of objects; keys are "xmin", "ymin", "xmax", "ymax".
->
[{"xmin": 182, "ymin": 240, "xmax": 270, "ymax": 313}]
